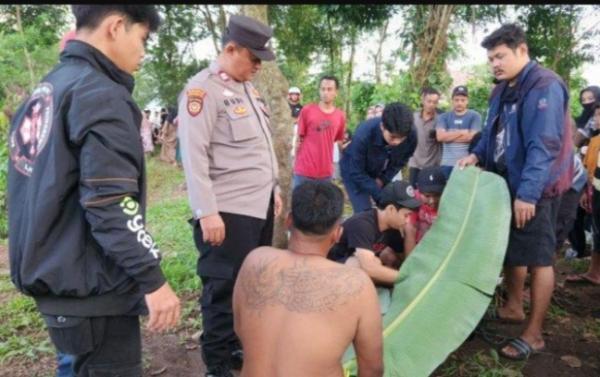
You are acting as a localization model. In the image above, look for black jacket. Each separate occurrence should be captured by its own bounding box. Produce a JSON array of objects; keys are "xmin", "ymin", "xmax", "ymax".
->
[{"xmin": 7, "ymin": 40, "xmax": 165, "ymax": 316}]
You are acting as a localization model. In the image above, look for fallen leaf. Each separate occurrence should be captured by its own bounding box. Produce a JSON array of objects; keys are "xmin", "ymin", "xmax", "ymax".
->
[
  {"xmin": 150, "ymin": 366, "xmax": 167, "ymax": 375},
  {"xmin": 185, "ymin": 343, "xmax": 198, "ymax": 350},
  {"xmin": 561, "ymin": 355, "xmax": 582, "ymax": 368}
]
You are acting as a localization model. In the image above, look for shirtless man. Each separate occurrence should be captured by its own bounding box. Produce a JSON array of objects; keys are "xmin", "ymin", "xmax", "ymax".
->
[{"xmin": 233, "ymin": 181, "xmax": 383, "ymax": 377}]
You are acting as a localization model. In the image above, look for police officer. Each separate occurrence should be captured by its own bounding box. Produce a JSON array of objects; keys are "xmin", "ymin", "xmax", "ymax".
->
[{"xmin": 178, "ymin": 14, "xmax": 282, "ymax": 377}]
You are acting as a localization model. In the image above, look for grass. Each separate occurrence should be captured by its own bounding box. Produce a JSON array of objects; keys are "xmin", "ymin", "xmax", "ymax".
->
[
  {"xmin": 436, "ymin": 350, "xmax": 524, "ymax": 377},
  {"xmin": 565, "ymin": 257, "xmax": 590, "ymax": 274},
  {"xmin": 0, "ymin": 293, "xmax": 52, "ymax": 362}
]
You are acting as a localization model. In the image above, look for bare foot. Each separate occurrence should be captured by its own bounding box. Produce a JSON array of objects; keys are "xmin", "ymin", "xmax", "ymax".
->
[{"xmin": 497, "ymin": 306, "xmax": 526, "ymax": 322}]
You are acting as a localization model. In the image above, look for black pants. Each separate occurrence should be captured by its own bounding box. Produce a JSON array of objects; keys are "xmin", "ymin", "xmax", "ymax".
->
[
  {"xmin": 555, "ymin": 187, "xmax": 584, "ymax": 249},
  {"xmin": 44, "ymin": 315, "xmax": 141, "ymax": 377},
  {"xmin": 192, "ymin": 200, "xmax": 274, "ymax": 368}
]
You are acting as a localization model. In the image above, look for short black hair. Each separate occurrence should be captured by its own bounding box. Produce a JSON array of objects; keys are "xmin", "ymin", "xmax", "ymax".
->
[
  {"xmin": 381, "ymin": 102, "xmax": 414, "ymax": 136},
  {"xmin": 481, "ymin": 23, "xmax": 527, "ymax": 51},
  {"xmin": 72, "ymin": 5, "xmax": 160, "ymax": 32},
  {"xmin": 421, "ymin": 87, "xmax": 440, "ymax": 97},
  {"xmin": 291, "ymin": 181, "xmax": 344, "ymax": 236},
  {"xmin": 320, "ymin": 75, "xmax": 339, "ymax": 89}
]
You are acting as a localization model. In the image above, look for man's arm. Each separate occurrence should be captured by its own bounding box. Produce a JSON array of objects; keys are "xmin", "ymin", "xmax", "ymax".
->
[
  {"xmin": 71, "ymin": 96, "xmax": 179, "ymax": 332},
  {"xmin": 178, "ymin": 84, "xmax": 226, "ymax": 246},
  {"xmin": 345, "ymin": 126, "xmax": 384, "ymax": 201},
  {"xmin": 355, "ymin": 249, "xmax": 398, "ymax": 286},
  {"xmin": 353, "ymin": 271, "xmax": 384, "ymax": 377},
  {"xmin": 516, "ymin": 81, "xmax": 567, "ymax": 205}
]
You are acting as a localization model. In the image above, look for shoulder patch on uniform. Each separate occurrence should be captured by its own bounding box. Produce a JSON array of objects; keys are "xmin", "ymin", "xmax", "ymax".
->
[{"xmin": 187, "ymin": 88, "xmax": 206, "ymax": 117}]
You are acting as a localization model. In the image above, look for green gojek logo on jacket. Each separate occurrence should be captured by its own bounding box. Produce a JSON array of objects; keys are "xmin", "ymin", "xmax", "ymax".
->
[{"xmin": 120, "ymin": 196, "xmax": 160, "ymax": 259}]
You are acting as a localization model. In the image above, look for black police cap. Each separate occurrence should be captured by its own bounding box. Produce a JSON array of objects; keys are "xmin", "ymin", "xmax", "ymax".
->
[{"xmin": 224, "ymin": 14, "xmax": 275, "ymax": 61}]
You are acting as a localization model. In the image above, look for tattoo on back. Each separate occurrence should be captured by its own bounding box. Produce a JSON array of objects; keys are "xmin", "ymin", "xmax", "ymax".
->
[{"xmin": 240, "ymin": 256, "xmax": 365, "ymax": 313}]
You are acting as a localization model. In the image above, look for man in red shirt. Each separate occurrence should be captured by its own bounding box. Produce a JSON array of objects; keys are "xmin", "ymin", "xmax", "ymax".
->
[{"xmin": 292, "ymin": 75, "xmax": 346, "ymax": 188}]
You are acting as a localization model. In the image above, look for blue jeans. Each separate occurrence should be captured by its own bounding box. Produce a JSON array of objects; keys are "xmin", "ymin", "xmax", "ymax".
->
[
  {"xmin": 292, "ymin": 174, "xmax": 332, "ymax": 189},
  {"xmin": 341, "ymin": 175, "xmax": 373, "ymax": 214},
  {"xmin": 56, "ymin": 351, "xmax": 75, "ymax": 377}
]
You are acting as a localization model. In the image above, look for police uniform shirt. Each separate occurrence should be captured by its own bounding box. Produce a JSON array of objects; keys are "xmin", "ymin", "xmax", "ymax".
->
[{"xmin": 178, "ymin": 61, "xmax": 279, "ymax": 220}]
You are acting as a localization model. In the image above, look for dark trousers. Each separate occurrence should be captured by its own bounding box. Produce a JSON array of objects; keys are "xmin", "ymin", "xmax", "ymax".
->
[
  {"xmin": 192, "ymin": 201, "xmax": 274, "ymax": 368},
  {"xmin": 555, "ymin": 187, "xmax": 584, "ymax": 249},
  {"xmin": 44, "ymin": 315, "xmax": 141, "ymax": 377},
  {"xmin": 409, "ymin": 167, "xmax": 420, "ymax": 188},
  {"xmin": 568, "ymin": 205, "xmax": 590, "ymax": 255}
]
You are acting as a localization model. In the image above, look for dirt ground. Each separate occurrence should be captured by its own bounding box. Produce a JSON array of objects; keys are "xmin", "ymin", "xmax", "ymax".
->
[{"xmin": 2, "ymin": 247, "xmax": 600, "ymax": 377}]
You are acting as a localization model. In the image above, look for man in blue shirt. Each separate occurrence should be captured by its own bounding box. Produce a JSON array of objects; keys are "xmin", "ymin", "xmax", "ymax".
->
[
  {"xmin": 340, "ymin": 102, "xmax": 417, "ymax": 213},
  {"xmin": 459, "ymin": 23, "xmax": 573, "ymax": 362},
  {"xmin": 436, "ymin": 85, "xmax": 482, "ymax": 179}
]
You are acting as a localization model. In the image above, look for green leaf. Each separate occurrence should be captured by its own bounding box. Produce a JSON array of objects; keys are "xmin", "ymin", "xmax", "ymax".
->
[{"xmin": 343, "ymin": 166, "xmax": 512, "ymax": 377}]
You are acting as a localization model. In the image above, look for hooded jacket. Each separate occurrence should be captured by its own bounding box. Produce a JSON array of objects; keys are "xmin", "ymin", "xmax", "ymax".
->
[
  {"xmin": 7, "ymin": 40, "xmax": 165, "ymax": 317},
  {"xmin": 472, "ymin": 61, "xmax": 573, "ymax": 204}
]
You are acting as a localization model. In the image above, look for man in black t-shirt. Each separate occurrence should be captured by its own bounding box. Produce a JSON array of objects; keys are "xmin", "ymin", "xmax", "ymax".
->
[{"xmin": 328, "ymin": 180, "xmax": 421, "ymax": 286}]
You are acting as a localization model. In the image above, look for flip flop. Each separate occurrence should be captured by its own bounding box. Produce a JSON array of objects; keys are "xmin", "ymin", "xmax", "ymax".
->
[
  {"xmin": 483, "ymin": 307, "xmax": 525, "ymax": 324},
  {"xmin": 498, "ymin": 337, "xmax": 545, "ymax": 361},
  {"xmin": 565, "ymin": 274, "xmax": 600, "ymax": 286}
]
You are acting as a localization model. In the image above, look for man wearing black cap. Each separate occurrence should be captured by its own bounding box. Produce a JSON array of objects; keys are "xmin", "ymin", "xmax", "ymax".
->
[
  {"xmin": 404, "ymin": 166, "xmax": 447, "ymax": 254},
  {"xmin": 178, "ymin": 14, "xmax": 282, "ymax": 377},
  {"xmin": 328, "ymin": 180, "xmax": 421, "ymax": 285},
  {"xmin": 435, "ymin": 85, "xmax": 482, "ymax": 179}
]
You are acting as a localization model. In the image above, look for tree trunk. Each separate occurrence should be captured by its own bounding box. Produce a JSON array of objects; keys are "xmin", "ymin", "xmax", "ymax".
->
[
  {"xmin": 217, "ymin": 5, "xmax": 227, "ymax": 33},
  {"xmin": 374, "ymin": 20, "xmax": 389, "ymax": 84},
  {"xmin": 241, "ymin": 5, "xmax": 293, "ymax": 248},
  {"xmin": 410, "ymin": 5, "xmax": 456, "ymax": 89},
  {"xmin": 201, "ymin": 5, "xmax": 221, "ymax": 55},
  {"xmin": 15, "ymin": 5, "xmax": 35, "ymax": 89},
  {"xmin": 345, "ymin": 27, "xmax": 357, "ymax": 118}
]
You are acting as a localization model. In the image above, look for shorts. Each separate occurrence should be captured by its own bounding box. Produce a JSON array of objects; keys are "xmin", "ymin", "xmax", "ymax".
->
[{"xmin": 504, "ymin": 196, "xmax": 560, "ymax": 267}]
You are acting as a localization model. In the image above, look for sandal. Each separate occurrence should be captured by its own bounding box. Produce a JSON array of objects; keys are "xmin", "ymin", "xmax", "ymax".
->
[
  {"xmin": 483, "ymin": 307, "xmax": 524, "ymax": 324},
  {"xmin": 498, "ymin": 337, "xmax": 544, "ymax": 361}
]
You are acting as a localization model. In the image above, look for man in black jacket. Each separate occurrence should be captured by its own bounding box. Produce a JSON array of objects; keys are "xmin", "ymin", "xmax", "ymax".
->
[{"xmin": 7, "ymin": 6, "xmax": 180, "ymax": 376}]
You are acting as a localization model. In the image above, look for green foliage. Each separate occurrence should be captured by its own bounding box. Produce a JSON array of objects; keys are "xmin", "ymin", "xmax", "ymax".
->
[
  {"xmin": 464, "ymin": 64, "xmax": 495, "ymax": 121},
  {"xmin": 138, "ymin": 5, "xmax": 211, "ymax": 108},
  {"xmin": 518, "ymin": 5, "xmax": 596, "ymax": 86},
  {"xmin": 344, "ymin": 167, "xmax": 512, "ymax": 376}
]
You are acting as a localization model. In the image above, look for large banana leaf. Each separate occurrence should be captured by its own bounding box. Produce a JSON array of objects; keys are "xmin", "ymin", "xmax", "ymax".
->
[{"xmin": 343, "ymin": 166, "xmax": 511, "ymax": 377}]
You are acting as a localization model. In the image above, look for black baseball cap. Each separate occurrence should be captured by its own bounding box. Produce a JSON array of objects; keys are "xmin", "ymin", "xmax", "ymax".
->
[
  {"xmin": 452, "ymin": 85, "xmax": 469, "ymax": 97},
  {"xmin": 417, "ymin": 166, "xmax": 447, "ymax": 194},
  {"xmin": 379, "ymin": 181, "xmax": 421, "ymax": 210},
  {"xmin": 224, "ymin": 14, "xmax": 275, "ymax": 61}
]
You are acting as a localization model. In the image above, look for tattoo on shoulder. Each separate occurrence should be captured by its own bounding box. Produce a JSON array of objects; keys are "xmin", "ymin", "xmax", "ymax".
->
[{"xmin": 240, "ymin": 257, "xmax": 365, "ymax": 313}]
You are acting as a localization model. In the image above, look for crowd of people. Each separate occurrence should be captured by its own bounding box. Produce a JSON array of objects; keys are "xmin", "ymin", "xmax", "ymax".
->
[{"xmin": 5, "ymin": 5, "xmax": 600, "ymax": 377}]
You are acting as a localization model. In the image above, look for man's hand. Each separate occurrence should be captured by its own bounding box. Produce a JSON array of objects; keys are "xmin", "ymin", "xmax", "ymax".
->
[
  {"xmin": 375, "ymin": 178, "xmax": 384, "ymax": 188},
  {"xmin": 145, "ymin": 282, "xmax": 181, "ymax": 333},
  {"xmin": 274, "ymin": 192, "xmax": 283, "ymax": 218},
  {"xmin": 200, "ymin": 214, "xmax": 225, "ymax": 246},
  {"xmin": 513, "ymin": 199, "xmax": 536, "ymax": 229},
  {"xmin": 457, "ymin": 153, "xmax": 479, "ymax": 169}
]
